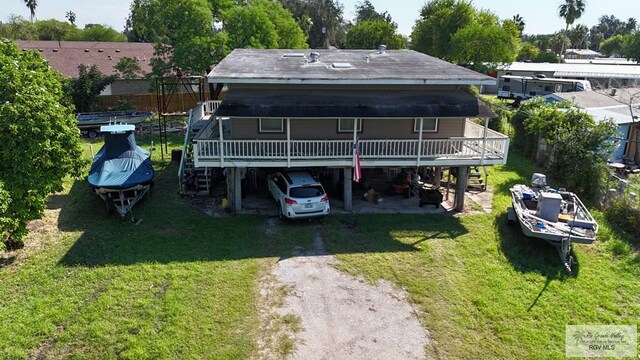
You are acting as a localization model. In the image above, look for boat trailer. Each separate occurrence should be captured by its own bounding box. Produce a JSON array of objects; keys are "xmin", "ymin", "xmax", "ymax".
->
[
  {"xmin": 96, "ymin": 185, "xmax": 152, "ymax": 224},
  {"xmin": 506, "ymin": 207, "xmax": 575, "ymax": 274}
]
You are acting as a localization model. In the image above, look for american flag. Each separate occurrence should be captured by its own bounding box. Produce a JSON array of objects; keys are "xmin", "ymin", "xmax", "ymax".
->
[{"xmin": 353, "ymin": 142, "xmax": 361, "ymax": 182}]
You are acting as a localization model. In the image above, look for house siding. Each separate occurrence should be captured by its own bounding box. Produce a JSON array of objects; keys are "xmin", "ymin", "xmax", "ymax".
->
[{"xmin": 229, "ymin": 118, "xmax": 466, "ymax": 140}]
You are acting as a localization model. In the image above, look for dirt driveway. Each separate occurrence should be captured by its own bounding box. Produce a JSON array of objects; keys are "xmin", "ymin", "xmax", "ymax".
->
[{"xmin": 259, "ymin": 219, "xmax": 430, "ymax": 359}]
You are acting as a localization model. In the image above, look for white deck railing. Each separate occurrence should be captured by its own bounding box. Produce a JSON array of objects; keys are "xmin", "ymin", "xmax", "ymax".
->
[
  {"xmin": 192, "ymin": 117, "xmax": 510, "ymax": 167},
  {"xmin": 195, "ymin": 137, "xmax": 509, "ymax": 166}
]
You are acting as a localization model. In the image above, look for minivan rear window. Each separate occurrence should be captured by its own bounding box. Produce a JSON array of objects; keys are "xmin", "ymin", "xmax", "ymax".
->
[{"xmin": 289, "ymin": 186, "xmax": 325, "ymax": 198}]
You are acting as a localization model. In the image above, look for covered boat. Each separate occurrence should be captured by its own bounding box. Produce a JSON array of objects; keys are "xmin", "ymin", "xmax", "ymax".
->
[
  {"xmin": 88, "ymin": 124, "xmax": 154, "ymax": 222},
  {"xmin": 507, "ymin": 173, "xmax": 598, "ymax": 273}
]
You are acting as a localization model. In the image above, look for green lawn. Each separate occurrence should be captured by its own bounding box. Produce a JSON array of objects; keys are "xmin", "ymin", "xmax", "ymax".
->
[{"xmin": 1, "ymin": 139, "xmax": 638, "ymax": 359}]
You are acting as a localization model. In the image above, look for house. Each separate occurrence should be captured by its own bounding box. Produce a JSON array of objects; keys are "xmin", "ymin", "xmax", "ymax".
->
[
  {"xmin": 564, "ymin": 49, "xmax": 603, "ymax": 60},
  {"xmin": 15, "ymin": 40, "xmax": 155, "ymax": 95},
  {"xmin": 544, "ymin": 90, "xmax": 640, "ymax": 161},
  {"xmin": 183, "ymin": 48, "xmax": 510, "ymax": 212}
]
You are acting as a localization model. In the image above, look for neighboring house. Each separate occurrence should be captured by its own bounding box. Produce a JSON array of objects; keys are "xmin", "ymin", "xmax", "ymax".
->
[
  {"xmin": 495, "ymin": 62, "xmax": 640, "ymax": 90},
  {"xmin": 564, "ymin": 49, "xmax": 603, "ymax": 60},
  {"xmin": 183, "ymin": 48, "xmax": 510, "ymax": 212},
  {"xmin": 15, "ymin": 40, "xmax": 154, "ymax": 95},
  {"xmin": 544, "ymin": 90, "xmax": 640, "ymax": 161}
]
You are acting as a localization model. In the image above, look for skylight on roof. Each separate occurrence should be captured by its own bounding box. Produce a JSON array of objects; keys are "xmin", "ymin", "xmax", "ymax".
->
[
  {"xmin": 332, "ymin": 62, "xmax": 353, "ymax": 69},
  {"xmin": 283, "ymin": 53, "xmax": 305, "ymax": 58}
]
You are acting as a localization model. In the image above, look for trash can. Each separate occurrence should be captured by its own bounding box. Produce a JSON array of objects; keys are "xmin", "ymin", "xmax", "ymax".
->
[{"xmin": 171, "ymin": 149, "xmax": 182, "ymax": 163}]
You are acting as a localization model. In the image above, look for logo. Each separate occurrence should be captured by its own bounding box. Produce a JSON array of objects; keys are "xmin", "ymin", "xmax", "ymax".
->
[{"xmin": 566, "ymin": 325, "xmax": 637, "ymax": 358}]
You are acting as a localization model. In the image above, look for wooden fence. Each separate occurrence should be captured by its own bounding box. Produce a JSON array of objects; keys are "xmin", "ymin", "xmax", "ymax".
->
[{"xmin": 96, "ymin": 92, "xmax": 212, "ymax": 113}]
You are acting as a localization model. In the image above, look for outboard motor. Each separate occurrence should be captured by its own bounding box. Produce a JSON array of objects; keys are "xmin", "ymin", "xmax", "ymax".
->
[{"xmin": 531, "ymin": 173, "xmax": 547, "ymax": 188}]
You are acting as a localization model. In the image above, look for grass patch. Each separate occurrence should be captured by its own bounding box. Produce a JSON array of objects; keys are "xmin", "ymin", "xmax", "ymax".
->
[
  {"xmin": 1, "ymin": 140, "xmax": 638, "ymax": 359},
  {"xmin": 322, "ymin": 151, "xmax": 640, "ymax": 359}
]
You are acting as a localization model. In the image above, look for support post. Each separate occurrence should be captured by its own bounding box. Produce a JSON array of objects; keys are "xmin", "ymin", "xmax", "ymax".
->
[
  {"xmin": 455, "ymin": 166, "xmax": 468, "ymax": 211},
  {"xmin": 480, "ymin": 117, "xmax": 489, "ymax": 166},
  {"xmin": 343, "ymin": 167, "xmax": 353, "ymax": 212},
  {"xmin": 417, "ymin": 118, "xmax": 424, "ymax": 166},
  {"xmin": 226, "ymin": 168, "xmax": 235, "ymax": 210},
  {"xmin": 286, "ymin": 118, "xmax": 291, "ymax": 168},
  {"xmin": 233, "ymin": 168, "xmax": 243, "ymax": 212},
  {"xmin": 434, "ymin": 166, "xmax": 442, "ymax": 188},
  {"xmin": 218, "ymin": 116, "xmax": 224, "ymax": 166}
]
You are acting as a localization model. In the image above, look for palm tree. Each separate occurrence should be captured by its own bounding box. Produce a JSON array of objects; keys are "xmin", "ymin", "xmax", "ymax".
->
[
  {"xmin": 24, "ymin": 0, "xmax": 38, "ymax": 22},
  {"xmin": 512, "ymin": 14, "xmax": 525, "ymax": 33},
  {"xmin": 558, "ymin": 0, "xmax": 586, "ymax": 57}
]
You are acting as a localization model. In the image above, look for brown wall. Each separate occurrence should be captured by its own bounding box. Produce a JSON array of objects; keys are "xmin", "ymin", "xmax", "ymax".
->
[{"xmin": 230, "ymin": 118, "xmax": 466, "ymax": 140}]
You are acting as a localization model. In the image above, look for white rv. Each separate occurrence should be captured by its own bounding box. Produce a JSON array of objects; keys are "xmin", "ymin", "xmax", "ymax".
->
[{"xmin": 497, "ymin": 75, "xmax": 591, "ymax": 101}]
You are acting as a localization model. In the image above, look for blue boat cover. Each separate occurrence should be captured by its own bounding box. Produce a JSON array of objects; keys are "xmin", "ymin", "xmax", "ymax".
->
[{"xmin": 88, "ymin": 130, "xmax": 154, "ymax": 190}]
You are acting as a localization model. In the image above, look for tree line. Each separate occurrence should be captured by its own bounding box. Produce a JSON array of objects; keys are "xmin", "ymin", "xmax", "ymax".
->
[{"xmin": 5, "ymin": 0, "xmax": 640, "ymax": 76}]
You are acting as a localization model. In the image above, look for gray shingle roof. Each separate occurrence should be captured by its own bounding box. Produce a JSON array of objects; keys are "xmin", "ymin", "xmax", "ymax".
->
[{"xmin": 208, "ymin": 49, "xmax": 495, "ymax": 85}]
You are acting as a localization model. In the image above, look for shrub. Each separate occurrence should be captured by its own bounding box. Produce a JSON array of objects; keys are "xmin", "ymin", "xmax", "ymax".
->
[{"xmin": 0, "ymin": 40, "xmax": 86, "ymax": 249}]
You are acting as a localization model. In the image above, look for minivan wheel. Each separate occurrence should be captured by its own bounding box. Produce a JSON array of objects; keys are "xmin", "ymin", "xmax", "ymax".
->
[{"xmin": 277, "ymin": 202, "xmax": 285, "ymax": 221}]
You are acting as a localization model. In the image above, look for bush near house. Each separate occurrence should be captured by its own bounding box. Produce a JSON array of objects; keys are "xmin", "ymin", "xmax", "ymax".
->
[
  {"xmin": 509, "ymin": 98, "xmax": 617, "ymax": 202},
  {"xmin": 0, "ymin": 40, "xmax": 86, "ymax": 249}
]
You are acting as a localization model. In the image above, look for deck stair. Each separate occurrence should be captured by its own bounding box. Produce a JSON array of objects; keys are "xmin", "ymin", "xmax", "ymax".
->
[
  {"xmin": 178, "ymin": 103, "xmax": 222, "ymax": 196},
  {"xmin": 467, "ymin": 166, "xmax": 488, "ymax": 191}
]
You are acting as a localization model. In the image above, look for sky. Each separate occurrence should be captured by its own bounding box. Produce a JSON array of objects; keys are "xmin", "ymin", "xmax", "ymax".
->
[{"xmin": 1, "ymin": 0, "xmax": 639, "ymax": 36}]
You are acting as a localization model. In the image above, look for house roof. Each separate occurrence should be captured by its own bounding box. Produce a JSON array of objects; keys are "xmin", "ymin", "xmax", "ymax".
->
[
  {"xmin": 565, "ymin": 49, "xmax": 602, "ymax": 56},
  {"xmin": 208, "ymin": 49, "xmax": 496, "ymax": 85},
  {"xmin": 545, "ymin": 91, "xmax": 639, "ymax": 125},
  {"xmin": 548, "ymin": 91, "xmax": 623, "ymax": 108},
  {"xmin": 15, "ymin": 40, "xmax": 155, "ymax": 77},
  {"xmin": 501, "ymin": 62, "xmax": 640, "ymax": 79},
  {"xmin": 214, "ymin": 89, "xmax": 496, "ymax": 119}
]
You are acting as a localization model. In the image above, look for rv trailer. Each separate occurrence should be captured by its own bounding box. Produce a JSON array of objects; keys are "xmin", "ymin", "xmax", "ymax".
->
[{"xmin": 497, "ymin": 75, "xmax": 591, "ymax": 102}]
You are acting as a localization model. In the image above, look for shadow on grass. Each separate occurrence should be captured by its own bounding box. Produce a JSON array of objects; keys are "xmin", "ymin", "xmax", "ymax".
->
[
  {"xmin": 494, "ymin": 212, "xmax": 578, "ymax": 278},
  {"xmin": 56, "ymin": 160, "xmax": 467, "ymax": 267}
]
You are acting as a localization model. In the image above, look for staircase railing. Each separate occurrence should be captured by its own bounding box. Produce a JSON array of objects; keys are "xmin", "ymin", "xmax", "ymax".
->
[{"xmin": 178, "ymin": 108, "xmax": 194, "ymax": 194}]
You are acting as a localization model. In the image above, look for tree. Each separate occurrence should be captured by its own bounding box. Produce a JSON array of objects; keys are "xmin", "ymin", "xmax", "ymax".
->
[
  {"xmin": 517, "ymin": 42, "xmax": 540, "ymax": 61},
  {"xmin": 516, "ymin": 98, "xmax": 617, "ymax": 200},
  {"xmin": 223, "ymin": 5, "xmax": 279, "ymax": 49},
  {"xmin": 567, "ymin": 24, "xmax": 588, "ymax": 48},
  {"xmin": 24, "ymin": 0, "xmax": 37, "ymax": 22},
  {"xmin": 114, "ymin": 57, "xmax": 144, "ymax": 79},
  {"xmin": 65, "ymin": 11, "xmax": 76, "ymax": 25},
  {"xmin": 250, "ymin": 0, "xmax": 308, "ymax": 49},
  {"xmin": 410, "ymin": 0, "xmax": 475, "ymax": 59},
  {"xmin": 0, "ymin": 14, "xmax": 37, "ymax": 40},
  {"xmin": 599, "ymin": 34, "xmax": 628, "ymax": 57},
  {"xmin": 280, "ymin": 0, "xmax": 347, "ymax": 49},
  {"xmin": 558, "ymin": 0, "xmax": 586, "ymax": 56},
  {"xmin": 66, "ymin": 64, "xmax": 117, "ymax": 113},
  {"xmin": 354, "ymin": 0, "xmax": 394, "ymax": 26},
  {"xmin": 344, "ymin": 19, "xmax": 405, "ymax": 50},
  {"xmin": 34, "ymin": 19, "xmax": 78, "ymax": 41},
  {"xmin": 0, "ymin": 40, "xmax": 85, "ymax": 249},
  {"xmin": 127, "ymin": 0, "xmax": 216, "ymax": 75},
  {"xmin": 512, "ymin": 14, "xmax": 525, "ymax": 33},
  {"xmin": 548, "ymin": 32, "xmax": 571, "ymax": 55},
  {"xmin": 624, "ymin": 32, "xmax": 640, "ymax": 63},
  {"xmin": 534, "ymin": 50, "xmax": 561, "ymax": 63},
  {"xmin": 449, "ymin": 15, "xmax": 520, "ymax": 70},
  {"xmin": 65, "ymin": 24, "xmax": 126, "ymax": 42}
]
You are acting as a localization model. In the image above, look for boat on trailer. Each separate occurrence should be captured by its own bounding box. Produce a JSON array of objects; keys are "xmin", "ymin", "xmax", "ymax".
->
[
  {"xmin": 507, "ymin": 173, "xmax": 598, "ymax": 273},
  {"xmin": 77, "ymin": 111, "xmax": 153, "ymax": 138},
  {"xmin": 88, "ymin": 124, "xmax": 154, "ymax": 222}
]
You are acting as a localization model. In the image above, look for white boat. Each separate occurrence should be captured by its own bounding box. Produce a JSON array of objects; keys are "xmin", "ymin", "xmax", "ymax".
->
[{"xmin": 507, "ymin": 173, "xmax": 598, "ymax": 273}]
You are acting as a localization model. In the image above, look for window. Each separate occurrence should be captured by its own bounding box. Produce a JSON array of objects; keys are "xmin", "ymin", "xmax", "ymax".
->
[
  {"xmin": 544, "ymin": 85, "xmax": 553, "ymax": 92},
  {"xmin": 413, "ymin": 118, "xmax": 438, "ymax": 132},
  {"xmin": 338, "ymin": 118, "xmax": 362, "ymax": 132},
  {"xmin": 504, "ymin": 77, "xmax": 511, "ymax": 83},
  {"xmin": 259, "ymin": 118, "xmax": 284, "ymax": 132},
  {"xmin": 502, "ymin": 85, "xmax": 510, "ymax": 91}
]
